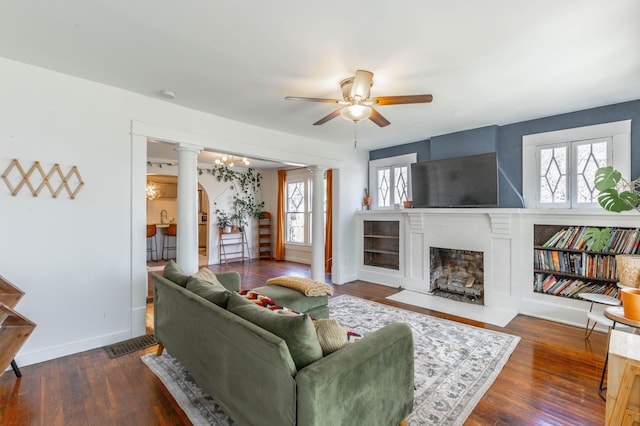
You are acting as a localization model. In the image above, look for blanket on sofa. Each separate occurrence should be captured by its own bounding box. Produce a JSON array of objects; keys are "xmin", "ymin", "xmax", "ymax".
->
[{"xmin": 266, "ymin": 275, "xmax": 334, "ymax": 296}]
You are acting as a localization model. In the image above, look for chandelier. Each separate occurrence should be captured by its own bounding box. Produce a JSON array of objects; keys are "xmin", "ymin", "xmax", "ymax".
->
[
  {"xmin": 215, "ymin": 155, "xmax": 250, "ymax": 167},
  {"xmin": 146, "ymin": 181, "xmax": 161, "ymax": 200}
]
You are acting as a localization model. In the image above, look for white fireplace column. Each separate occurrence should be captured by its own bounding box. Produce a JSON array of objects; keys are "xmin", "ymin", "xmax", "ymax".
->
[
  {"xmin": 175, "ymin": 143, "xmax": 202, "ymax": 274},
  {"xmin": 309, "ymin": 166, "xmax": 327, "ymax": 282}
]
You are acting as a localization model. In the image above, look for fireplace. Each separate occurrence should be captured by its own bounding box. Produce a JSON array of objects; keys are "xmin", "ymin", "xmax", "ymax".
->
[{"xmin": 430, "ymin": 247, "xmax": 484, "ymax": 305}]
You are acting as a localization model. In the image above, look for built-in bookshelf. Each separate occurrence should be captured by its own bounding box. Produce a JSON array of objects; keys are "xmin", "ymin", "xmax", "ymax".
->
[
  {"xmin": 533, "ymin": 224, "xmax": 640, "ymax": 299},
  {"xmin": 363, "ymin": 220, "xmax": 400, "ymax": 270}
]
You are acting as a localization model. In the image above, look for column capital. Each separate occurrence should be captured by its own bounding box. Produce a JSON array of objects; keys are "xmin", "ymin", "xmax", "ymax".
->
[
  {"xmin": 174, "ymin": 142, "xmax": 203, "ymax": 154},
  {"xmin": 307, "ymin": 165, "xmax": 328, "ymax": 175}
]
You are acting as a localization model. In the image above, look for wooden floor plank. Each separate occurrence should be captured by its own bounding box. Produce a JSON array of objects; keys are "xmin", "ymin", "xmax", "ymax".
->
[{"xmin": 1, "ymin": 260, "xmax": 606, "ymax": 424}]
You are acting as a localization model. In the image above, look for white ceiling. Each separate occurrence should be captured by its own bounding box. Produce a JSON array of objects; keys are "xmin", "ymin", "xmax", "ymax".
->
[{"xmin": 1, "ymin": 0, "xmax": 639, "ymax": 155}]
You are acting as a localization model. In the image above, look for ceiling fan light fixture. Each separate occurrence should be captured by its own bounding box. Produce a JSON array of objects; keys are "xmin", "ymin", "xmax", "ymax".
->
[{"xmin": 340, "ymin": 104, "xmax": 372, "ymax": 122}]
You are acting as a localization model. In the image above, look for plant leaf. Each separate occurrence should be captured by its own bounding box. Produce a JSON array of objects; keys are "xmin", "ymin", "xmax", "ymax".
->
[
  {"xmin": 597, "ymin": 189, "xmax": 637, "ymax": 212},
  {"xmin": 594, "ymin": 166, "xmax": 621, "ymax": 191},
  {"xmin": 583, "ymin": 227, "xmax": 612, "ymax": 252}
]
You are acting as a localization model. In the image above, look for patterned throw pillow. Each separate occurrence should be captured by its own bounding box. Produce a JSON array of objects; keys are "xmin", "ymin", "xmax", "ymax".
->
[
  {"xmin": 238, "ymin": 290, "xmax": 300, "ymax": 315},
  {"xmin": 192, "ymin": 268, "xmax": 225, "ymax": 288}
]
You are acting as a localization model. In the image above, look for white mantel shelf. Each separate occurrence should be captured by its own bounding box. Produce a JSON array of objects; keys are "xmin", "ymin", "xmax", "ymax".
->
[{"xmin": 357, "ymin": 208, "xmax": 640, "ymax": 328}]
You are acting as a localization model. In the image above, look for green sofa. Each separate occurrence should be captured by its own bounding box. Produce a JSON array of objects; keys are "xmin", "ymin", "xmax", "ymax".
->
[{"xmin": 152, "ymin": 270, "xmax": 414, "ymax": 426}]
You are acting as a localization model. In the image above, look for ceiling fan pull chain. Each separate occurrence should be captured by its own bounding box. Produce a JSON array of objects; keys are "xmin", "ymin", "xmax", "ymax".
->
[{"xmin": 353, "ymin": 121, "xmax": 358, "ymax": 148}]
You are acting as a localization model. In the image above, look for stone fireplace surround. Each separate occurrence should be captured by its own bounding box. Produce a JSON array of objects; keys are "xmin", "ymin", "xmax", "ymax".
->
[{"xmin": 357, "ymin": 208, "xmax": 640, "ymax": 329}]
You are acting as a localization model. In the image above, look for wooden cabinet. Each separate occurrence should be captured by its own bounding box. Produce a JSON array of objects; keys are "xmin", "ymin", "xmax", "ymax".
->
[
  {"xmin": 258, "ymin": 212, "xmax": 272, "ymax": 260},
  {"xmin": 0, "ymin": 275, "xmax": 36, "ymax": 377},
  {"xmin": 363, "ymin": 220, "xmax": 400, "ymax": 270},
  {"xmin": 533, "ymin": 224, "xmax": 639, "ymax": 299},
  {"xmin": 218, "ymin": 230, "xmax": 250, "ymax": 264}
]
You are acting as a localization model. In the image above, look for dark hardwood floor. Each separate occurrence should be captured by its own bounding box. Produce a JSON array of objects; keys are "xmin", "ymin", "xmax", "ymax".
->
[{"xmin": 1, "ymin": 260, "xmax": 606, "ymax": 425}]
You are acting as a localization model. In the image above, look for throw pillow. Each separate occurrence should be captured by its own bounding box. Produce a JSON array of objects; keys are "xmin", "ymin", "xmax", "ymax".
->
[
  {"xmin": 192, "ymin": 268, "xmax": 224, "ymax": 288},
  {"xmin": 162, "ymin": 260, "xmax": 190, "ymax": 287},
  {"xmin": 237, "ymin": 289, "xmax": 300, "ymax": 315},
  {"xmin": 186, "ymin": 277, "xmax": 231, "ymax": 308},
  {"xmin": 313, "ymin": 319, "xmax": 349, "ymax": 356},
  {"xmin": 227, "ymin": 292, "xmax": 322, "ymax": 370}
]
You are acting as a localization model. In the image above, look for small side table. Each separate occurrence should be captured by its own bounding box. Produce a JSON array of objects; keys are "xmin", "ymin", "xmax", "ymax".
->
[
  {"xmin": 598, "ymin": 306, "xmax": 640, "ymax": 400},
  {"xmin": 578, "ymin": 293, "xmax": 621, "ymax": 339}
]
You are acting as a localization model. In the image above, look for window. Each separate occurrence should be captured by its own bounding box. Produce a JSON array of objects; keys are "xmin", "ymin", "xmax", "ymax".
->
[
  {"xmin": 537, "ymin": 138, "xmax": 611, "ymax": 208},
  {"xmin": 286, "ymin": 180, "xmax": 306, "ymax": 243},
  {"xmin": 369, "ymin": 153, "xmax": 417, "ymax": 209},
  {"xmin": 523, "ymin": 120, "xmax": 631, "ymax": 209},
  {"xmin": 285, "ymin": 170, "xmax": 327, "ymax": 245}
]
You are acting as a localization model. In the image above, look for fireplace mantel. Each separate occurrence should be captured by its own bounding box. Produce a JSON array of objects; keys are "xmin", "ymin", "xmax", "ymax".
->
[{"xmin": 357, "ymin": 208, "xmax": 640, "ymax": 328}]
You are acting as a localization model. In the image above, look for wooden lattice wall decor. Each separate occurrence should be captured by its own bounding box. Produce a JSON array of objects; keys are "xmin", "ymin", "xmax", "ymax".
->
[{"xmin": 2, "ymin": 159, "xmax": 84, "ymax": 199}]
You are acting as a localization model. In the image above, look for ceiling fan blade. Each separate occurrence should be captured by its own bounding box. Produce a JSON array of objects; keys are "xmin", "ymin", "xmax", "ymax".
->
[
  {"xmin": 351, "ymin": 70, "xmax": 374, "ymax": 100},
  {"xmin": 374, "ymin": 94, "xmax": 433, "ymax": 106},
  {"xmin": 369, "ymin": 108, "xmax": 391, "ymax": 127},
  {"xmin": 285, "ymin": 96, "xmax": 340, "ymax": 103},
  {"xmin": 313, "ymin": 109, "xmax": 342, "ymax": 125}
]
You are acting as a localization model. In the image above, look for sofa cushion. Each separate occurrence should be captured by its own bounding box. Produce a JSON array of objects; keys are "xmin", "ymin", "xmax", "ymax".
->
[
  {"xmin": 186, "ymin": 277, "xmax": 232, "ymax": 308},
  {"xmin": 162, "ymin": 260, "xmax": 190, "ymax": 287},
  {"xmin": 192, "ymin": 267, "xmax": 224, "ymax": 288},
  {"xmin": 227, "ymin": 292, "xmax": 322, "ymax": 370}
]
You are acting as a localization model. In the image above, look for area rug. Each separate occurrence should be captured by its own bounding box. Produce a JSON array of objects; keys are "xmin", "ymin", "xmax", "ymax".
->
[{"xmin": 141, "ymin": 295, "xmax": 520, "ymax": 425}]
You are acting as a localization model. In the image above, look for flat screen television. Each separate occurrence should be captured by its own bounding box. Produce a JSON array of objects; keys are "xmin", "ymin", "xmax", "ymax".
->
[{"xmin": 410, "ymin": 152, "xmax": 499, "ymax": 208}]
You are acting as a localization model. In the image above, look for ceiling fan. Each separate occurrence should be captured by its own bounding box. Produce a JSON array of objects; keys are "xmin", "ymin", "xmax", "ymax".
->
[{"xmin": 285, "ymin": 70, "xmax": 433, "ymax": 128}]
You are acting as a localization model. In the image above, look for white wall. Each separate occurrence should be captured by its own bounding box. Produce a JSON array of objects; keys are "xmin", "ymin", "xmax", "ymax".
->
[{"xmin": 0, "ymin": 57, "xmax": 366, "ymax": 366}]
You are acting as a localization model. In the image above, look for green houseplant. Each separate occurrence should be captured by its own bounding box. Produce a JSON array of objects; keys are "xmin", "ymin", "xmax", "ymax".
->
[
  {"xmin": 594, "ymin": 165, "xmax": 640, "ymax": 213},
  {"xmin": 215, "ymin": 207, "xmax": 232, "ymax": 233},
  {"xmin": 203, "ymin": 164, "xmax": 264, "ymax": 230}
]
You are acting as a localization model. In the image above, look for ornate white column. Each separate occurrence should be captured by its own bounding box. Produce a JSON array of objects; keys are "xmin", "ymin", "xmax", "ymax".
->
[
  {"xmin": 175, "ymin": 143, "xmax": 202, "ymax": 274},
  {"xmin": 309, "ymin": 166, "xmax": 327, "ymax": 281}
]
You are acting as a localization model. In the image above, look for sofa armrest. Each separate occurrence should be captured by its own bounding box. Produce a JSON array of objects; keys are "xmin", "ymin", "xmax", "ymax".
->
[
  {"xmin": 215, "ymin": 271, "xmax": 241, "ymax": 292},
  {"xmin": 296, "ymin": 322, "xmax": 414, "ymax": 426}
]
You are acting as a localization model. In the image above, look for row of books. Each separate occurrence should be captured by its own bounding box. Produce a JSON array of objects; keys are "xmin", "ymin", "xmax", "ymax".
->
[
  {"xmin": 541, "ymin": 226, "xmax": 640, "ymax": 253},
  {"xmin": 534, "ymin": 249, "xmax": 618, "ymax": 280},
  {"xmin": 534, "ymin": 273, "xmax": 620, "ymax": 298}
]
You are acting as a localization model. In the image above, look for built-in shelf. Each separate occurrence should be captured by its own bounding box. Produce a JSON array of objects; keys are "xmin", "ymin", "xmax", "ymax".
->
[
  {"xmin": 363, "ymin": 220, "xmax": 399, "ymax": 270},
  {"xmin": 532, "ymin": 224, "xmax": 640, "ymax": 299}
]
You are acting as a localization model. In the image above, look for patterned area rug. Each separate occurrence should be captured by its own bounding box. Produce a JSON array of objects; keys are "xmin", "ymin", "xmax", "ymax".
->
[{"xmin": 142, "ymin": 295, "xmax": 520, "ymax": 425}]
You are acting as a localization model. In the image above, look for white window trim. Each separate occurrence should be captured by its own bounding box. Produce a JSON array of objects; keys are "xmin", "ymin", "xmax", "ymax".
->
[
  {"xmin": 522, "ymin": 120, "xmax": 631, "ymax": 209},
  {"xmin": 369, "ymin": 153, "xmax": 417, "ymax": 209}
]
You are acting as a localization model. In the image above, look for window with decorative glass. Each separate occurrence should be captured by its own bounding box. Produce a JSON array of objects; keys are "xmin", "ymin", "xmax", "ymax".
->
[
  {"xmin": 537, "ymin": 137, "xmax": 611, "ymax": 208},
  {"xmin": 285, "ymin": 172, "xmax": 327, "ymax": 245},
  {"xmin": 369, "ymin": 153, "xmax": 416, "ymax": 209}
]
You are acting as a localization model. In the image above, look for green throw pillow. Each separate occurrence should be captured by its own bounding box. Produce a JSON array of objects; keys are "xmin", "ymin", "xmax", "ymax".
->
[
  {"xmin": 163, "ymin": 260, "xmax": 190, "ymax": 287},
  {"xmin": 186, "ymin": 277, "xmax": 232, "ymax": 308},
  {"xmin": 227, "ymin": 292, "xmax": 322, "ymax": 370}
]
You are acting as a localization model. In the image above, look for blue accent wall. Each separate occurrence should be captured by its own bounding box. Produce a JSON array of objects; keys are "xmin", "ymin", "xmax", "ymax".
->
[
  {"xmin": 369, "ymin": 139, "xmax": 430, "ymax": 162},
  {"xmin": 431, "ymin": 126, "xmax": 498, "ymax": 159},
  {"xmin": 369, "ymin": 99, "xmax": 640, "ymax": 208}
]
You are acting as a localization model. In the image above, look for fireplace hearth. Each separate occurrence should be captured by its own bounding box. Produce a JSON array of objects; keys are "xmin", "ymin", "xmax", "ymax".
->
[{"xmin": 430, "ymin": 247, "xmax": 484, "ymax": 305}]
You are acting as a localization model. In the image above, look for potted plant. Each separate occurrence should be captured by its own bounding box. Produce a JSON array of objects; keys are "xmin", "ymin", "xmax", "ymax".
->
[
  {"xmin": 215, "ymin": 207, "xmax": 232, "ymax": 233},
  {"xmin": 363, "ymin": 188, "xmax": 371, "ymax": 207}
]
